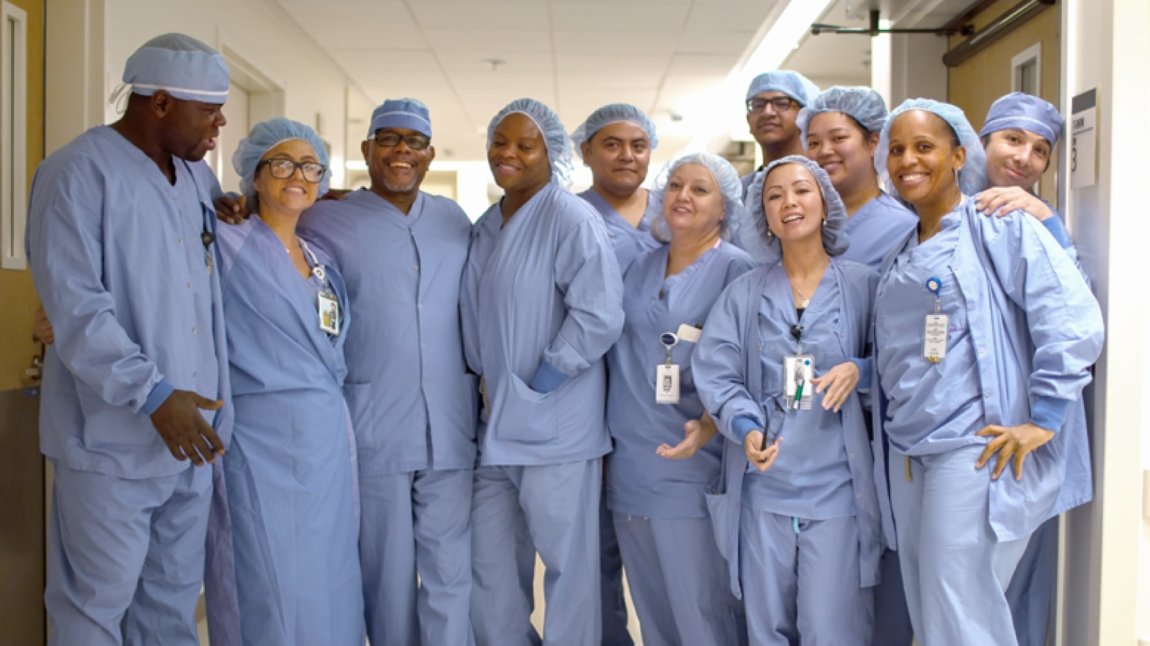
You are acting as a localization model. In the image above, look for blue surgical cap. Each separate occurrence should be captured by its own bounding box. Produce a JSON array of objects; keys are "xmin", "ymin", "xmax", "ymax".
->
[
  {"xmin": 876, "ymin": 98, "xmax": 987, "ymax": 197},
  {"xmin": 745, "ymin": 71, "xmax": 820, "ymax": 106},
  {"xmin": 121, "ymin": 33, "xmax": 229, "ymax": 104},
  {"xmin": 741, "ymin": 155, "xmax": 849, "ymax": 257},
  {"xmin": 979, "ymin": 92, "xmax": 1063, "ymax": 146},
  {"xmin": 571, "ymin": 103, "xmax": 659, "ymax": 159},
  {"xmin": 487, "ymin": 98, "xmax": 575, "ymax": 187},
  {"xmin": 648, "ymin": 153, "xmax": 743, "ymax": 243},
  {"xmin": 368, "ymin": 97, "xmax": 432, "ymax": 139},
  {"xmin": 233, "ymin": 117, "xmax": 330, "ymax": 207},
  {"xmin": 798, "ymin": 86, "xmax": 889, "ymax": 141}
]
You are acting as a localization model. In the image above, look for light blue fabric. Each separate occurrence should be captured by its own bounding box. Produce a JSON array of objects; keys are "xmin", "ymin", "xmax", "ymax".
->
[
  {"xmin": 488, "ymin": 98, "xmax": 575, "ymax": 187},
  {"xmin": 732, "ymin": 155, "xmax": 849, "ymax": 265},
  {"xmin": 797, "ymin": 85, "xmax": 888, "ymax": 140},
  {"xmin": 461, "ymin": 182, "xmax": 623, "ymax": 466},
  {"xmin": 369, "ymin": 97, "xmax": 433, "ymax": 138},
  {"xmin": 598, "ymin": 501, "xmax": 633, "ymax": 646},
  {"xmin": 121, "ymin": 33, "xmax": 229, "ymax": 104},
  {"xmin": 204, "ymin": 217, "xmax": 363, "ymax": 645},
  {"xmin": 877, "ymin": 98, "xmax": 988, "ymax": 196},
  {"xmin": 606, "ymin": 241, "xmax": 755, "ymax": 519},
  {"xmin": 297, "ymin": 188, "xmax": 477, "ymax": 642},
  {"xmin": 470, "ymin": 460, "xmax": 604, "ymax": 646},
  {"xmin": 577, "ymin": 188, "xmax": 661, "ymax": 275},
  {"xmin": 571, "ymin": 103, "xmax": 658, "ymax": 154},
  {"xmin": 840, "ymin": 192, "xmax": 918, "ymax": 270},
  {"xmin": 648, "ymin": 152, "xmax": 744, "ymax": 241},
  {"xmin": 45, "ymin": 461, "xmax": 211, "ymax": 646},
  {"xmin": 739, "ymin": 510, "xmax": 872, "ymax": 645},
  {"xmin": 1006, "ymin": 517, "xmax": 1057, "ymax": 646},
  {"xmin": 890, "ymin": 445, "xmax": 1031, "ymax": 645},
  {"xmin": 871, "ymin": 198, "xmax": 1103, "ymax": 550},
  {"xmin": 26, "ymin": 124, "xmax": 231, "ymax": 477},
  {"xmin": 693, "ymin": 260, "xmax": 883, "ymax": 600},
  {"xmin": 980, "ymin": 92, "xmax": 1063, "ymax": 145},
  {"xmin": 359, "ymin": 469, "xmax": 475, "ymax": 646},
  {"xmin": 232, "ymin": 118, "xmax": 330, "ymax": 207},
  {"xmin": 745, "ymin": 70, "xmax": 819, "ymax": 105},
  {"xmin": 614, "ymin": 514, "xmax": 744, "ymax": 646}
]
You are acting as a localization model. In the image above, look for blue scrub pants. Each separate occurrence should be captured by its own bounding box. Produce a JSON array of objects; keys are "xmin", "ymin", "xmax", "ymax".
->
[
  {"xmin": 740, "ymin": 508, "xmax": 872, "ymax": 645},
  {"xmin": 359, "ymin": 468, "xmax": 475, "ymax": 646},
  {"xmin": 600, "ymin": 492, "xmax": 633, "ymax": 646},
  {"xmin": 1005, "ymin": 517, "xmax": 1057, "ymax": 646},
  {"xmin": 45, "ymin": 460, "xmax": 211, "ymax": 646},
  {"xmin": 470, "ymin": 459, "xmax": 602, "ymax": 646},
  {"xmin": 614, "ymin": 514, "xmax": 743, "ymax": 646},
  {"xmin": 889, "ymin": 446, "xmax": 1030, "ymax": 646}
]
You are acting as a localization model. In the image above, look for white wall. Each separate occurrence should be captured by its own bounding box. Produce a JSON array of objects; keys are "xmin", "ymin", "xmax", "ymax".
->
[{"xmin": 1059, "ymin": 0, "xmax": 1150, "ymax": 644}]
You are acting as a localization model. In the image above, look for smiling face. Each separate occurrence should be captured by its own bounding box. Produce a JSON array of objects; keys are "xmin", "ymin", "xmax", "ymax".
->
[
  {"xmin": 747, "ymin": 91, "xmax": 801, "ymax": 149},
  {"xmin": 805, "ymin": 111, "xmax": 879, "ymax": 196},
  {"xmin": 983, "ymin": 128, "xmax": 1051, "ymax": 188},
  {"xmin": 885, "ymin": 110, "xmax": 966, "ymax": 212},
  {"xmin": 487, "ymin": 112, "xmax": 552, "ymax": 196},
  {"xmin": 362, "ymin": 127, "xmax": 435, "ymax": 198},
  {"xmin": 762, "ymin": 162, "xmax": 825, "ymax": 247},
  {"xmin": 581, "ymin": 121, "xmax": 651, "ymax": 199},
  {"xmin": 661, "ymin": 163, "xmax": 726, "ymax": 242},
  {"xmin": 252, "ymin": 139, "xmax": 321, "ymax": 216}
]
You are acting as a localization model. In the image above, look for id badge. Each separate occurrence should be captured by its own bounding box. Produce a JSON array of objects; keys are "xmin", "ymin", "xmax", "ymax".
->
[
  {"xmin": 318, "ymin": 291, "xmax": 341, "ymax": 335},
  {"xmin": 675, "ymin": 323, "xmax": 702, "ymax": 344},
  {"xmin": 655, "ymin": 363, "xmax": 680, "ymax": 404},
  {"xmin": 923, "ymin": 314, "xmax": 948, "ymax": 363},
  {"xmin": 783, "ymin": 355, "xmax": 814, "ymax": 411}
]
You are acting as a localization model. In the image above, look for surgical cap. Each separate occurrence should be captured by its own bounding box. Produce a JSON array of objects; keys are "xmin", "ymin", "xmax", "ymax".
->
[
  {"xmin": 571, "ymin": 103, "xmax": 659, "ymax": 159},
  {"xmin": 979, "ymin": 92, "xmax": 1063, "ymax": 146},
  {"xmin": 121, "ymin": 33, "xmax": 229, "ymax": 104},
  {"xmin": 367, "ymin": 97, "xmax": 432, "ymax": 139},
  {"xmin": 797, "ymin": 86, "xmax": 889, "ymax": 141},
  {"xmin": 648, "ymin": 152, "xmax": 743, "ymax": 243},
  {"xmin": 745, "ymin": 70, "xmax": 820, "ymax": 106},
  {"xmin": 233, "ymin": 117, "xmax": 330, "ymax": 207},
  {"xmin": 876, "ymin": 98, "xmax": 987, "ymax": 197},
  {"xmin": 743, "ymin": 155, "xmax": 849, "ymax": 257},
  {"xmin": 487, "ymin": 98, "xmax": 575, "ymax": 187}
]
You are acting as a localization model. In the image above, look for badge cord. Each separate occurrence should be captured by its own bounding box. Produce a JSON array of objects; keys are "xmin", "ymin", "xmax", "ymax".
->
[{"xmin": 790, "ymin": 324, "xmax": 805, "ymax": 410}]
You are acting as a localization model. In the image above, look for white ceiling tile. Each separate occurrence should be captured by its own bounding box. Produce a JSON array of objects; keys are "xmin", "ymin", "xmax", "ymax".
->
[
  {"xmin": 684, "ymin": 0, "xmax": 779, "ymax": 32},
  {"xmin": 559, "ymin": 72, "xmax": 663, "ymax": 91},
  {"xmin": 276, "ymin": 1, "xmax": 427, "ymax": 48},
  {"xmin": 553, "ymin": 53, "xmax": 669, "ymax": 74},
  {"xmin": 676, "ymin": 29, "xmax": 756, "ymax": 55},
  {"xmin": 437, "ymin": 50, "xmax": 554, "ymax": 74},
  {"xmin": 666, "ymin": 53, "xmax": 735, "ymax": 76},
  {"xmin": 552, "ymin": 30, "xmax": 679, "ymax": 56},
  {"xmin": 407, "ymin": 2, "xmax": 550, "ymax": 30},
  {"xmin": 331, "ymin": 50, "xmax": 442, "ymax": 74},
  {"xmin": 548, "ymin": 2, "xmax": 690, "ymax": 32},
  {"xmin": 422, "ymin": 28, "xmax": 552, "ymax": 52}
]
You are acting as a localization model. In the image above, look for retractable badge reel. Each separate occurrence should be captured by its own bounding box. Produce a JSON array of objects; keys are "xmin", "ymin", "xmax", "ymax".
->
[
  {"xmin": 655, "ymin": 332, "xmax": 680, "ymax": 404},
  {"xmin": 922, "ymin": 276, "xmax": 947, "ymax": 363},
  {"xmin": 783, "ymin": 324, "xmax": 814, "ymax": 411},
  {"xmin": 301, "ymin": 240, "xmax": 340, "ymax": 336}
]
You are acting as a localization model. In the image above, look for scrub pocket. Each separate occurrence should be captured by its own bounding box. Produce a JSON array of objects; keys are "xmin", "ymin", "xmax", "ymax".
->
[{"xmin": 491, "ymin": 373, "xmax": 558, "ymax": 443}]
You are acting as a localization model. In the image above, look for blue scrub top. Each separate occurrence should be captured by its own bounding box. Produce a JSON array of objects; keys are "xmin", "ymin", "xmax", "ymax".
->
[
  {"xmin": 577, "ymin": 187, "xmax": 661, "ymax": 274},
  {"xmin": 461, "ymin": 183, "xmax": 624, "ymax": 466},
  {"xmin": 606, "ymin": 241, "xmax": 754, "ymax": 519},
  {"xmin": 841, "ymin": 192, "xmax": 918, "ymax": 270},
  {"xmin": 299, "ymin": 189, "xmax": 477, "ymax": 474},
  {"xmin": 26, "ymin": 125, "xmax": 231, "ymax": 478}
]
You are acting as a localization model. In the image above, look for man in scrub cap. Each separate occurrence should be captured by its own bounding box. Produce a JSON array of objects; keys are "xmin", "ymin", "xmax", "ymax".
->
[
  {"xmin": 295, "ymin": 97, "xmax": 478, "ymax": 646},
  {"xmin": 26, "ymin": 33, "xmax": 231, "ymax": 645},
  {"xmin": 742, "ymin": 71, "xmax": 820, "ymax": 194},
  {"xmin": 975, "ymin": 92, "xmax": 1077, "ymax": 646}
]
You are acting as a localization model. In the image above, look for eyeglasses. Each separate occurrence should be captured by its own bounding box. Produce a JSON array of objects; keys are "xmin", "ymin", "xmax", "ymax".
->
[
  {"xmin": 259, "ymin": 158, "xmax": 327, "ymax": 183},
  {"xmin": 746, "ymin": 97, "xmax": 797, "ymax": 114},
  {"xmin": 369, "ymin": 132, "xmax": 431, "ymax": 150}
]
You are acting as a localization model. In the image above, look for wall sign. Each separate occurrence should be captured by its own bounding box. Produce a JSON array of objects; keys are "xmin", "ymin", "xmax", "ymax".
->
[{"xmin": 1070, "ymin": 89, "xmax": 1097, "ymax": 189}]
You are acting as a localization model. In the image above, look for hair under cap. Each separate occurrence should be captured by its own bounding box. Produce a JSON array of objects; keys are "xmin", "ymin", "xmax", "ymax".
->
[
  {"xmin": 121, "ymin": 33, "xmax": 229, "ymax": 104},
  {"xmin": 571, "ymin": 103, "xmax": 659, "ymax": 160},
  {"xmin": 797, "ymin": 86, "xmax": 889, "ymax": 142},
  {"xmin": 487, "ymin": 98, "xmax": 575, "ymax": 187},
  {"xmin": 367, "ymin": 97, "xmax": 432, "ymax": 139},
  {"xmin": 233, "ymin": 117, "xmax": 330, "ymax": 207},
  {"xmin": 875, "ymin": 98, "xmax": 987, "ymax": 197},
  {"xmin": 744, "ymin": 155, "xmax": 849, "ymax": 258},
  {"xmin": 979, "ymin": 92, "xmax": 1063, "ymax": 146},
  {"xmin": 745, "ymin": 70, "xmax": 820, "ymax": 105}
]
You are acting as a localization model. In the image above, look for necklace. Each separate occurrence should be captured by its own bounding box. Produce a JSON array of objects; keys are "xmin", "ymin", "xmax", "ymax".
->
[{"xmin": 789, "ymin": 257, "xmax": 829, "ymax": 309}]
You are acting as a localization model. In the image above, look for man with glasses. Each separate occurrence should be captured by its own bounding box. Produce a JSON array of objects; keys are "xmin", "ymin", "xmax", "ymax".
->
[
  {"xmin": 297, "ymin": 98, "xmax": 478, "ymax": 646},
  {"xmin": 741, "ymin": 70, "xmax": 820, "ymax": 195},
  {"xmin": 26, "ymin": 33, "xmax": 231, "ymax": 645}
]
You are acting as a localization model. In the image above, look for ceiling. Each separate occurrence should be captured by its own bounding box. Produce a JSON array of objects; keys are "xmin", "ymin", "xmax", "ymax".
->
[{"xmin": 273, "ymin": 0, "xmax": 975, "ymax": 162}]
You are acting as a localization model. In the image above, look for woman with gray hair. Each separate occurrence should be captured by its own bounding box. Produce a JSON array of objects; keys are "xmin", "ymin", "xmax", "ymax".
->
[
  {"xmin": 694, "ymin": 155, "xmax": 882, "ymax": 644},
  {"xmin": 605, "ymin": 153, "xmax": 754, "ymax": 645},
  {"xmin": 206, "ymin": 118, "xmax": 364, "ymax": 645}
]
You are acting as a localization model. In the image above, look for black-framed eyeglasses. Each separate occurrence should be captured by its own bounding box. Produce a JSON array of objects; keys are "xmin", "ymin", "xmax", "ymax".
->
[
  {"xmin": 259, "ymin": 158, "xmax": 327, "ymax": 183},
  {"xmin": 369, "ymin": 132, "xmax": 431, "ymax": 150},
  {"xmin": 746, "ymin": 97, "xmax": 797, "ymax": 114}
]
